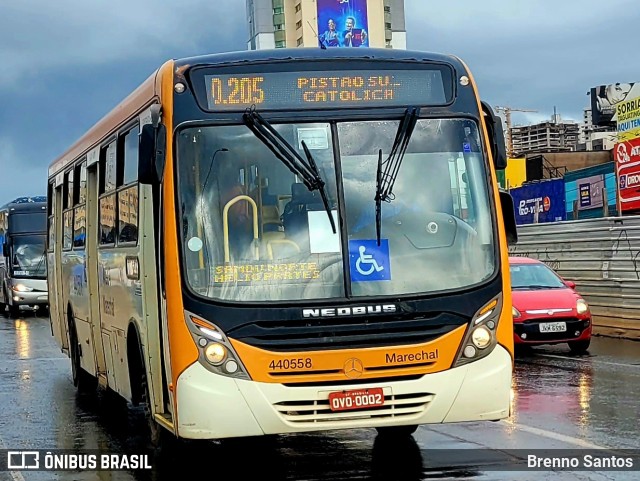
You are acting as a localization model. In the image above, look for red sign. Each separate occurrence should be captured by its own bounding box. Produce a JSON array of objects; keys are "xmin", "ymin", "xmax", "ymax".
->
[
  {"xmin": 328, "ymin": 387, "xmax": 384, "ymax": 412},
  {"xmin": 616, "ymin": 138, "xmax": 640, "ymax": 212}
]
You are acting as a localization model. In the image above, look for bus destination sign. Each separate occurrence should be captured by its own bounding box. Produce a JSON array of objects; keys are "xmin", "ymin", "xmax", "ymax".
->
[{"xmin": 203, "ymin": 69, "xmax": 449, "ymax": 111}]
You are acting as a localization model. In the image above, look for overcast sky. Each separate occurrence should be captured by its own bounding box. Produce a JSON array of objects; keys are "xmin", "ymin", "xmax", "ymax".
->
[{"xmin": 0, "ymin": 0, "xmax": 637, "ymax": 203}]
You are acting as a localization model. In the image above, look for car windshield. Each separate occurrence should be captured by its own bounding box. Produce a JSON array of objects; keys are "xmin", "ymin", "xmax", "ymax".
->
[
  {"xmin": 177, "ymin": 119, "xmax": 496, "ymax": 302},
  {"xmin": 510, "ymin": 263, "xmax": 566, "ymax": 289},
  {"xmin": 11, "ymin": 234, "xmax": 47, "ymax": 278}
]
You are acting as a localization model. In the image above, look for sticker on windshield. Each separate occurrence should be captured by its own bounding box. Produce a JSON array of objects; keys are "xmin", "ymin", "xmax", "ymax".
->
[
  {"xmin": 297, "ymin": 128, "xmax": 329, "ymax": 150},
  {"xmin": 187, "ymin": 237, "xmax": 203, "ymax": 252},
  {"xmin": 463, "ymin": 142, "xmax": 471, "ymax": 153},
  {"xmin": 349, "ymin": 240, "xmax": 391, "ymax": 282}
]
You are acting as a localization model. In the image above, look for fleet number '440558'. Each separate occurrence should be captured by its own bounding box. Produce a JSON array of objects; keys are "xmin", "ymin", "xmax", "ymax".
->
[{"xmin": 269, "ymin": 358, "xmax": 313, "ymax": 370}]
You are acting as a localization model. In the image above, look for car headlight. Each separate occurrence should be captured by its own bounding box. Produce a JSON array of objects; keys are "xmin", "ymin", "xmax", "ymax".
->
[
  {"xmin": 576, "ymin": 299, "xmax": 589, "ymax": 314},
  {"xmin": 12, "ymin": 284, "xmax": 33, "ymax": 292},
  {"xmin": 512, "ymin": 306, "xmax": 521, "ymax": 318}
]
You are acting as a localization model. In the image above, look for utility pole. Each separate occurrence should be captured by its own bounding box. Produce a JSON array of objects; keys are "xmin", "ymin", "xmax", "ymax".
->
[{"xmin": 495, "ymin": 106, "xmax": 538, "ymax": 157}]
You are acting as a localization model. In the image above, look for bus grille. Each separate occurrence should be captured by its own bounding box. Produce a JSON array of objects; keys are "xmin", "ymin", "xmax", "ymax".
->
[
  {"xmin": 273, "ymin": 390, "xmax": 432, "ymax": 424},
  {"xmin": 228, "ymin": 313, "xmax": 467, "ymax": 352}
]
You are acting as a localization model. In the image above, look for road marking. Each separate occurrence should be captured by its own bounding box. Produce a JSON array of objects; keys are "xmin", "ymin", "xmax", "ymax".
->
[
  {"xmin": 0, "ymin": 436, "xmax": 26, "ymax": 481},
  {"xmin": 537, "ymin": 353, "xmax": 640, "ymax": 369},
  {"xmin": 502, "ymin": 420, "xmax": 609, "ymax": 449}
]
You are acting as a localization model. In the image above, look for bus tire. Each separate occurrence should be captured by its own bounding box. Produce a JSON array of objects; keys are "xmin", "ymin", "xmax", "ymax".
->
[
  {"xmin": 375, "ymin": 425, "xmax": 418, "ymax": 438},
  {"xmin": 8, "ymin": 303, "xmax": 20, "ymax": 319},
  {"xmin": 141, "ymin": 370, "xmax": 163, "ymax": 448},
  {"xmin": 68, "ymin": 317, "xmax": 97, "ymax": 393}
]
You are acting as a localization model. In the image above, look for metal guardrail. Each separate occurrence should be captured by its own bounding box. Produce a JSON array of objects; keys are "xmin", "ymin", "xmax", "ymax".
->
[{"xmin": 510, "ymin": 216, "xmax": 640, "ymax": 339}]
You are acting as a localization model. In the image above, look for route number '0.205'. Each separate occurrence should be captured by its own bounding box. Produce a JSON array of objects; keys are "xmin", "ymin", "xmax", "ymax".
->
[{"xmin": 268, "ymin": 358, "xmax": 313, "ymax": 370}]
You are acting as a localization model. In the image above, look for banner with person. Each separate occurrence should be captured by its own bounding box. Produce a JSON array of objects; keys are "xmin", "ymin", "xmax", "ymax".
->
[{"xmin": 317, "ymin": 0, "xmax": 369, "ymax": 48}]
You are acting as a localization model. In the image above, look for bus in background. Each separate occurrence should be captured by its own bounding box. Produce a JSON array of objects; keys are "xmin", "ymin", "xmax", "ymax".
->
[
  {"xmin": 0, "ymin": 197, "xmax": 49, "ymax": 317},
  {"xmin": 48, "ymin": 48, "xmax": 517, "ymax": 444}
]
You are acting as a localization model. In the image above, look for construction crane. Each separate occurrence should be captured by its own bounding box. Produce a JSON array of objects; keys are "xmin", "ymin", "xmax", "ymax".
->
[{"xmin": 495, "ymin": 106, "xmax": 538, "ymax": 157}]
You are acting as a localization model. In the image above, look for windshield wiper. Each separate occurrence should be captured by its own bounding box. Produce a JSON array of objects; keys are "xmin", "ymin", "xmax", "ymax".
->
[
  {"xmin": 243, "ymin": 108, "xmax": 336, "ymax": 233},
  {"xmin": 374, "ymin": 107, "xmax": 420, "ymax": 245}
]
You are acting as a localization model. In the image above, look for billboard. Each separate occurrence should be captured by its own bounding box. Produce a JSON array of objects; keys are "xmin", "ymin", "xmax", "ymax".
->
[
  {"xmin": 575, "ymin": 174, "xmax": 604, "ymax": 210},
  {"xmin": 317, "ymin": 0, "xmax": 369, "ymax": 48},
  {"xmin": 591, "ymin": 82, "xmax": 640, "ymax": 126},
  {"xmin": 616, "ymin": 95, "xmax": 640, "ymax": 142},
  {"xmin": 510, "ymin": 179, "xmax": 566, "ymax": 225},
  {"xmin": 616, "ymin": 137, "xmax": 640, "ymax": 212}
]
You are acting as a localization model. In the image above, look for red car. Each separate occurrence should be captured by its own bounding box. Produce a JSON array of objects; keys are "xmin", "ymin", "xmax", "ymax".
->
[{"xmin": 510, "ymin": 257, "xmax": 592, "ymax": 353}]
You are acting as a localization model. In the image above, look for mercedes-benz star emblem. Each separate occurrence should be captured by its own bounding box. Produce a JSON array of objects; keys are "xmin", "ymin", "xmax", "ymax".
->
[
  {"xmin": 343, "ymin": 358, "xmax": 364, "ymax": 379},
  {"xmin": 427, "ymin": 222, "xmax": 439, "ymax": 234}
]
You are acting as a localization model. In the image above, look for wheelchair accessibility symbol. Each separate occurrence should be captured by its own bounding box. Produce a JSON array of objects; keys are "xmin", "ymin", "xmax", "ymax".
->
[
  {"xmin": 356, "ymin": 246, "xmax": 384, "ymax": 276},
  {"xmin": 349, "ymin": 240, "xmax": 391, "ymax": 282}
]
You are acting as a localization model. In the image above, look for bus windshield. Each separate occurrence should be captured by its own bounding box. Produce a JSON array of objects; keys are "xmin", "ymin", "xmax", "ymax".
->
[
  {"xmin": 11, "ymin": 234, "xmax": 47, "ymax": 278},
  {"xmin": 178, "ymin": 118, "xmax": 495, "ymax": 302}
]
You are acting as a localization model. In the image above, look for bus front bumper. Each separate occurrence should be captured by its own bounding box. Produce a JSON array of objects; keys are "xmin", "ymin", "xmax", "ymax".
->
[{"xmin": 175, "ymin": 344, "xmax": 512, "ymax": 439}]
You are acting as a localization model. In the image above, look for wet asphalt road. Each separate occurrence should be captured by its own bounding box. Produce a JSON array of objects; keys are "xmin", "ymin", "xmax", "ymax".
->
[{"xmin": 1, "ymin": 314, "xmax": 639, "ymax": 480}]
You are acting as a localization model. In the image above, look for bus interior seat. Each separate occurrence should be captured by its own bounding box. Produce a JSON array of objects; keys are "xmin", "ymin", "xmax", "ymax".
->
[
  {"xmin": 266, "ymin": 239, "xmax": 301, "ymax": 260},
  {"xmin": 261, "ymin": 204, "xmax": 282, "ymax": 232}
]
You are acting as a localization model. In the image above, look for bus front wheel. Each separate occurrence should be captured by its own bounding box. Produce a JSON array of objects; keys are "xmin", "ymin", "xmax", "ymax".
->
[{"xmin": 376, "ymin": 425, "xmax": 418, "ymax": 438}]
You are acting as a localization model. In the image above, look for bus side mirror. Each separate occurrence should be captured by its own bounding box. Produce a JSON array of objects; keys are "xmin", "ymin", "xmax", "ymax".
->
[
  {"xmin": 2, "ymin": 242, "xmax": 8, "ymax": 258},
  {"xmin": 481, "ymin": 101, "xmax": 508, "ymax": 170},
  {"xmin": 499, "ymin": 190, "xmax": 518, "ymax": 245},
  {"xmin": 139, "ymin": 123, "xmax": 166, "ymax": 185}
]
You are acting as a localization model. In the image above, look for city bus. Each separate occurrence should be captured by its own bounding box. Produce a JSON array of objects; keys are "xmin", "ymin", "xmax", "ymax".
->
[
  {"xmin": 0, "ymin": 197, "xmax": 48, "ymax": 317},
  {"xmin": 47, "ymin": 48, "xmax": 518, "ymax": 444}
]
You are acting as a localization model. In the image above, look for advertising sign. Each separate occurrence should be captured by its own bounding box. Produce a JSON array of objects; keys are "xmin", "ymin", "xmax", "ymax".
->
[
  {"xmin": 616, "ymin": 95, "xmax": 640, "ymax": 142},
  {"xmin": 616, "ymin": 137, "xmax": 640, "ymax": 212},
  {"xmin": 591, "ymin": 82, "xmax": 640, "ymax": 127},
  {"xmin": 317, "ymin": 0, "xmax": 369, "ymax": 48},
  {"xmin": 576, "ymin": 174, "xmax": 604, "ymax": 210},
  {"xmin": 510, "ymin": 178, "xmax": 566, "ymax": 225}
]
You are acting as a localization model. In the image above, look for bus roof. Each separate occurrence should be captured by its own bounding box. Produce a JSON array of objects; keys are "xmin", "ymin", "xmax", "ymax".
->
[
  {"xmin": 0, "ymin": 199, "xmax": 47, "ymax": 212},
  {"xmin": 173, "ymin": 47, "xmax": 460, "ymax": 69}
]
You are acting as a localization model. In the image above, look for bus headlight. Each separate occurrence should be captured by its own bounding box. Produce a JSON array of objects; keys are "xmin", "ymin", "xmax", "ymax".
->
[
  {"xmin": 576, "ymin": 299, "xmax": 589, "ymax": 315},
  {"xmin": 184, "ymin": 311, "xmax": 251, "ymax": 379},
  {"xmin": 204, "ymin": 343, "xmax": 227, "ymax": 365},
  {"xmin": 454, "ymin": 295, "xmax": 502, "ymax": 367},
  {"xmin": 471, "ymin": 326, "xmax": 492, "ymax": 349}
]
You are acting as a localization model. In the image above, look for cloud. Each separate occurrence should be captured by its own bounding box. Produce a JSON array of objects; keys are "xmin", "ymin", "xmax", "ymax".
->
[
  {"xmin": 0, "ymin": 0, "xmax": 246, "ymax": 89},
  {"xmin": 406, "ymin": 0, "xmax": 639, "ymax": 120},
  {"xmin": 0, "ymin": 136, "xmax": 49, "ymax": 201}
]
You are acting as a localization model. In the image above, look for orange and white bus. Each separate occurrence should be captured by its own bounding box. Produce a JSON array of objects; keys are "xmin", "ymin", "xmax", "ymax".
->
[{"xmin": 47, "ymin": 48, "xmax": 518, "ymax": 443}]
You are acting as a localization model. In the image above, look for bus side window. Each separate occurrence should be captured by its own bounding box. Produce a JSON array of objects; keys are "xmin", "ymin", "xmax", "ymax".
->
[
  {"xmin": 116, "ymin": 127, "xmax": 139, "ymax": 244},
  {"xmin": 99, "ymin": 195, "xmax": 116, "ymax": 245},
  {"xmin": 73, "ymin": 161, "xmax": 87, "ymax": 249},
  {"xmin": 99, "ymin": 142, "xmax": 117, "ymax": 247}
]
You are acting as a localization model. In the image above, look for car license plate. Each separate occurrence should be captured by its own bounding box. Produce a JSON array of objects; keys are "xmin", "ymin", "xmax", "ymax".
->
[
  {"xmin": 539, "ymin": 322, "xmax": 567, "ymax": 333},
  {"xmin": 328, "ymin": 388, "xmax": 384, "ymax": 412}
]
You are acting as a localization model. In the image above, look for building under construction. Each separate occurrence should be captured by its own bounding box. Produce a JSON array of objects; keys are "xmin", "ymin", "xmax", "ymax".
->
[{"xmin": 511, "ymin": 114, "xmax": 580, "ymax": 157}]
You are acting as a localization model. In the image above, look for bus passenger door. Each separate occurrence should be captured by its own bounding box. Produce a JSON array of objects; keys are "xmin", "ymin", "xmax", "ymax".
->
[
  {"xmin": 51, "ymin": 182, "xmax": 66, "ymax": 348},
  {"xmin": 86, "ymin": 162, "xmax": 107, "ymax": 385}
]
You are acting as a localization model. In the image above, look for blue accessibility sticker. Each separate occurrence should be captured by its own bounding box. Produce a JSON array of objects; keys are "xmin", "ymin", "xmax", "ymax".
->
[
  {"xmin": 463, "ymin": 142, "xmax": 471, "ymax": 153},
  {"xmin": 349, "ymin": 239, "xmax": 391, "ymax": 282}
]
